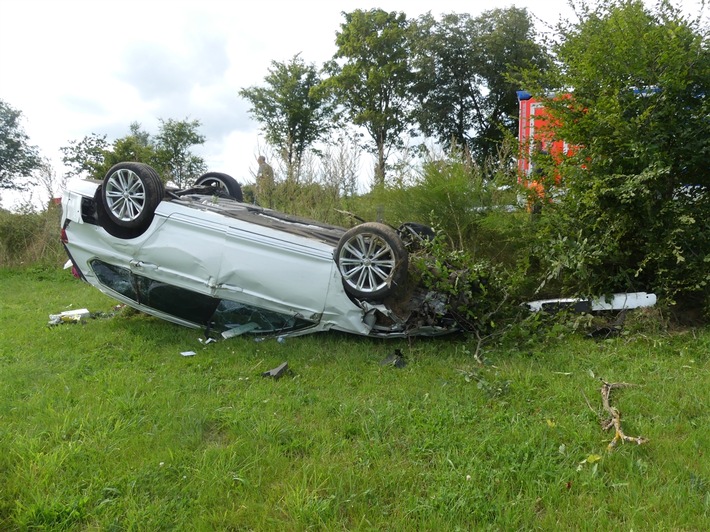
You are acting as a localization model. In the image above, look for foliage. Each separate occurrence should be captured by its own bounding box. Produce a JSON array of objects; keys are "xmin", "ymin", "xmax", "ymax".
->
[
  {"xmin": 0, "ymin": 204, "xmax": 64, "ymax": 267},
  {"xmin": 60, "ymin": 120, "xmax": 205, "ymax": 186},
  {"xmin": 239, "ymin": 55, "xmax": 334, "ymax": 181},
  {"xmin": 364, "ymin": 142, "xmax": 525, "ymax": 257},
  {"xmin": 1, "ymin": 270, "xmax": 708, "ymax": 530},
  {"xmin": 60, "ymin": 133, "xmax": 110, "ymax": 180},
  {"xmin": 0, "ymin": 99, "xmax": 41, "ymax": 192},
  {"xmin": 519, "ymin": 0, "xmax": 710, "ymax": 317},
  {"xmin": 410, "ymin": 8, "xmax": 549, "ymax": 163},
  {"xmin": 102, "ymin": 122, "xmax": 157, "ymax": 173},
  {"xmin": 153, "ymin": 118, "xmax": 207, "ymax": 188},
  {"xmin": 410, "ymin": 232, "xmax": 519, "ymax": 338},
  {"xmin": 324, "ymin": 9, "xmax": 414, "ymax": 186},
  {"xmin": 267, "ymin": 179, "xmax": 351, "ymax": 227}
]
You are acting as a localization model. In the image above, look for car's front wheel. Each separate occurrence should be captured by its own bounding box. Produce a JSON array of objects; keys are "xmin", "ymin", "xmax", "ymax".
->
[
  {"xmin": 194, "ymin": 172, "xmax": 243, "ymax": 201},
  {"xmin": 335, "ymin": 222, "xmax": 408, "ymax": 300},
  {"xmin": 101, "ymin": 162, "xmax": 164, "ymax": 231}
]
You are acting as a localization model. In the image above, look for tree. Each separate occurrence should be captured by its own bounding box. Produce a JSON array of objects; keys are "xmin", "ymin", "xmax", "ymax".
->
[
  {"xmin": 325, "ymin": 9, "xmax": 414, "ymax": 186},
  {"xmin": 153, "ymin": 118, "xmax": 207, "ymax": 187},
  {"xmin": 103, "ymin": 122, "xmax": 157, "ymax": 171},
  {"xmin": 62, "ymin": 120, "xmax": 204, "ymax": 185},
  {"xmin": 36, "ymin": 158, "xmax": 65, "ymax": 207},
  {"xmin": 521, "ymin": 0, "xmax": 710, "ymax": 314},
  {"xmin": 240, "ymin": 54, "xmax": 334, "ymax": 181},
  {"xmin": 410, "ymin": 8, "xmax": 548, "ymax": 163},
  {"xmin": 60, "ymin": 133, "xmax": 109, "ymax": 180},
  {"xmin": 0, "ymin": 99, "xmax": 41, "ymax": 192}
]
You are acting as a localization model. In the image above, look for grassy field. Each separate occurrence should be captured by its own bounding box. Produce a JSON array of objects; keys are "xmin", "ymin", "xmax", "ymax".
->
[{"xmin": 1, "ymin": 267, "xmax": 708, "ymax": 530}]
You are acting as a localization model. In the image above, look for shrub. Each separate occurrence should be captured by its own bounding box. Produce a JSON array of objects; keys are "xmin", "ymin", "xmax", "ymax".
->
[{"xmin": 0, "ymin": 204, "xmax": 64, "ymax": 267}]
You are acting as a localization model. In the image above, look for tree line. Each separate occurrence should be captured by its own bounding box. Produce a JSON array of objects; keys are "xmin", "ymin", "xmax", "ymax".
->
[
  {"xmin": 239, "ymin": 6, "xmax": 548, "ymax": 185},
  {"xmin": 1, "ymin": 5, "xmax": 548, "ymax": 196},
  {"xmin": 1, "ymin": 0, "xmax": 708, "ymax": 317}
]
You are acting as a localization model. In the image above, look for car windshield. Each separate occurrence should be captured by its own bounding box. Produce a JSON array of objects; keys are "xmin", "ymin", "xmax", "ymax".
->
[{"xmin": 90, "ymin": 260, "xmax": 314, "ymax": 334}]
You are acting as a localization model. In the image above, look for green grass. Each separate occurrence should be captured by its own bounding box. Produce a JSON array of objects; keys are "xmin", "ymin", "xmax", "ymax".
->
[{"xmin": 1, "ymin": 268, "xmax": 708, "ymax": 530}]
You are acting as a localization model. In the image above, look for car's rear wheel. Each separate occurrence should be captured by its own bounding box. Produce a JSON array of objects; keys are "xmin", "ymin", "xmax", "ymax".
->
[
  {"xmin": 194, "ymin": 172, "xmax": 243, "ymax": 201},
  {"xmin": 335, "ymin": 222, "xmax": 408, "ymax": 300},
  {"xmin": 101, "ymin": 162, "xmax": 164, "ymax": 231}
]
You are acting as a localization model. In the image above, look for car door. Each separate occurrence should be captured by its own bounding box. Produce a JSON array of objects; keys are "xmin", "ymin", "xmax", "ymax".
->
[
  {"xmin": 130, "ymin": 204, "xmax": 227, "ymax": 297},
  {"xmin": 216, "ymin": 219, "xmax": 335, "ymax": 320}
]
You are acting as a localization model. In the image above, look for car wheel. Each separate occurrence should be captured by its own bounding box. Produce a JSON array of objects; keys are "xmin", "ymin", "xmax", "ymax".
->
[
  {"xmin": 397, "ymin": 222, "xmax": 435, "ymax": 250},
  {"xmin": 335, "ymin": 222, "xmax": 408, "ymax": 300},
  {"xmin": 194, "ymin": 172, "xmax": 243, "ymax": 201},
  {"xmin": 101, "ymin": 162, "xmax": 164, "ymax": 230}
]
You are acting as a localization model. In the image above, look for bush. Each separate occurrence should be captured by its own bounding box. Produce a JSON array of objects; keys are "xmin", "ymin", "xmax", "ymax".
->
[
  {"xmin": 409, "ymin": 231, "xmax": 526, "ymax": 339},
  {"xmin": 360, "ymin": 144, "xmax": 531, "ymax": 263},
  {"xmin": 0, "ymin": 204, "xmax": 65, "ymax": 267}
]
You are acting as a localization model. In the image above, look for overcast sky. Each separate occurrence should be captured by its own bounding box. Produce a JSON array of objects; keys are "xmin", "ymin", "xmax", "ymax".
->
[{"xmin": 0, "ymin": 0, "xmax": 705, "ymax": 208}]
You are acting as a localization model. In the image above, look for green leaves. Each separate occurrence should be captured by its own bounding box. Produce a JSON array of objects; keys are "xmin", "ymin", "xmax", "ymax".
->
[
  {"xmin": 410, "ymin": 8, "xmax": 549, "ymax": 163},
  {"xmin": 239, "ymin": 55, "xmax": 333, "ymax": 180},
  {"xmin": 326, "ymin": 9, "xmax": 414, "ymax": 185},
  {"xmin": 60, "ymin": 119, "xmax": 206, "ymax": 187},
  {"xmin": 153, "ymin": 118, "xmax": 206, "ymax": 188},
  {"xmin": 519, "ymin": 0, "xmax": 710, "ymax": 315},
  {"xmin": 0, "ymin": 99, "xmax": 42, "ymax": 191}
]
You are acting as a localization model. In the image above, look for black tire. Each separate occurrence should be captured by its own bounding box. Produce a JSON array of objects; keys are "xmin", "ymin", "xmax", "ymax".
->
[
  {"xmin": 397, "ymin": 222, "xmax": 435, "ymax": 250},
  {"xmin": 194, "ymin": 172, "xmax": 243, "ymax": 201},
  {"xmin": 101, "ymin": 162, "xmax": 164, "ymax": 231},
  {"xmin": 335, "ymin": 222, "xmax": 408, "ymax": 300}
]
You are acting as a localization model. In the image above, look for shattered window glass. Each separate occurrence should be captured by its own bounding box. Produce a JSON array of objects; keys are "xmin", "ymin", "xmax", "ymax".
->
[
  {"xmin": 90, "ymin": 260, "xmax": 219, "ymax": 325},
  {"xmin": 212, "ymin": 299, "xmax": 313, "ymax": 334},
  {"xmin": 90, "ymin": 260, "xmax": 137, "ymax": 300},
  {"xmin": 89, "ymin": 259, "xmax": 314, "ymax": 333},
  {"xmin": 134, "ymin": 276, "xmax": 220, "ymax": 325}
]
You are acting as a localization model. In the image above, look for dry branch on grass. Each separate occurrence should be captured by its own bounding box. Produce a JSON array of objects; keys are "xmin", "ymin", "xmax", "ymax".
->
[{"xmin": 600, "ymin": 380, "xmax": 649, "ymax": 451}]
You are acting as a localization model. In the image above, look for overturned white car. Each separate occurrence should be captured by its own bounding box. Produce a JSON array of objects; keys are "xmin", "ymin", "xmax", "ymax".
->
[{"xmin": 60, "ymin": 162, "xmax": 458, "ymax": 338}]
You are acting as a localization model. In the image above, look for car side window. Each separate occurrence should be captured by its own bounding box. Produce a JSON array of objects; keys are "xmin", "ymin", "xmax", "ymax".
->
[
  {"xmin": 90, "ymin": 260, "xmax": 219, "ymax": 325},
  {"xmin": 89, "ymin": 259, "xmax": 314, "ymax": 333},
  {"xmin": 212, "ymin": 299, "xmax": 313, "ymax": 334},
  {"xmin": 90, "ymin": 260, "xmax": 137, "ymax": 300}
]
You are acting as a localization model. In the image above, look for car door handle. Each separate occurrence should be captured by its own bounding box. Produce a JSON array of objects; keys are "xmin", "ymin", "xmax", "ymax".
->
[{"xmin": 129, "ymin": 260, "xmax": 158, "ymax": 270}]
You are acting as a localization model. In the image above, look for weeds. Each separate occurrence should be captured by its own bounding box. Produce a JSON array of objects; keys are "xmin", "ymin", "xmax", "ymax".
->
[{"xmin": 0, "ymin": 204, "xmax": 64, "ymax": 267}]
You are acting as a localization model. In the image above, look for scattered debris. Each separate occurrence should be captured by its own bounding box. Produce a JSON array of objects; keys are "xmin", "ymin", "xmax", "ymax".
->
[
  {"xmin": 588, "ymin": 310, "xmax": 627, "ymax": 340},
  {"xmin": 48, "ymin": 308, "xmax": 90, "ymax": 326},
  {"xmin": 262, "ymin": 362, "xmax": 290, "ymax": 379},
  {"xmin": 181, "ymin": 351, "xmax": 197, "ymax": 357},
  {"xmin": 526, "ymin": 292, "xmax": 656, "ymax": 313},
  {"xmin": 380, "ymin": 349, "xmax": 407, "ymax": 368},
  {"xmin": 198, "ymin": 337, "xmax": 217, "ymax": 345},
  {"xmin": 599, "ymin": 379, "xmax": 649, "ymax": 451}
]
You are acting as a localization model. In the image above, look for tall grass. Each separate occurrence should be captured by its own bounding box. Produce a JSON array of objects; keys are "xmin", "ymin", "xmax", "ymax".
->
[
  {"xmin": 0, "ymin": 203, "xmax": 65, "ymax": 268},
  {"xmin": 1, "ymin": 268, "xmax": 708, "ymax": 529}
]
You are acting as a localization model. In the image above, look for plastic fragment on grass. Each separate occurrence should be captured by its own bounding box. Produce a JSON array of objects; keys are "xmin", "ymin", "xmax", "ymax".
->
[
  {"xmin": 262, "ymin": 362, "xmax": 289, "ymax": 379},
  {"xmin": 181, "ymin": 351, "xmax": 197, "ymax": 357},
  {"xmin": 48, "ymin": 308, "xmax": 90, "ymax": 326}
]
